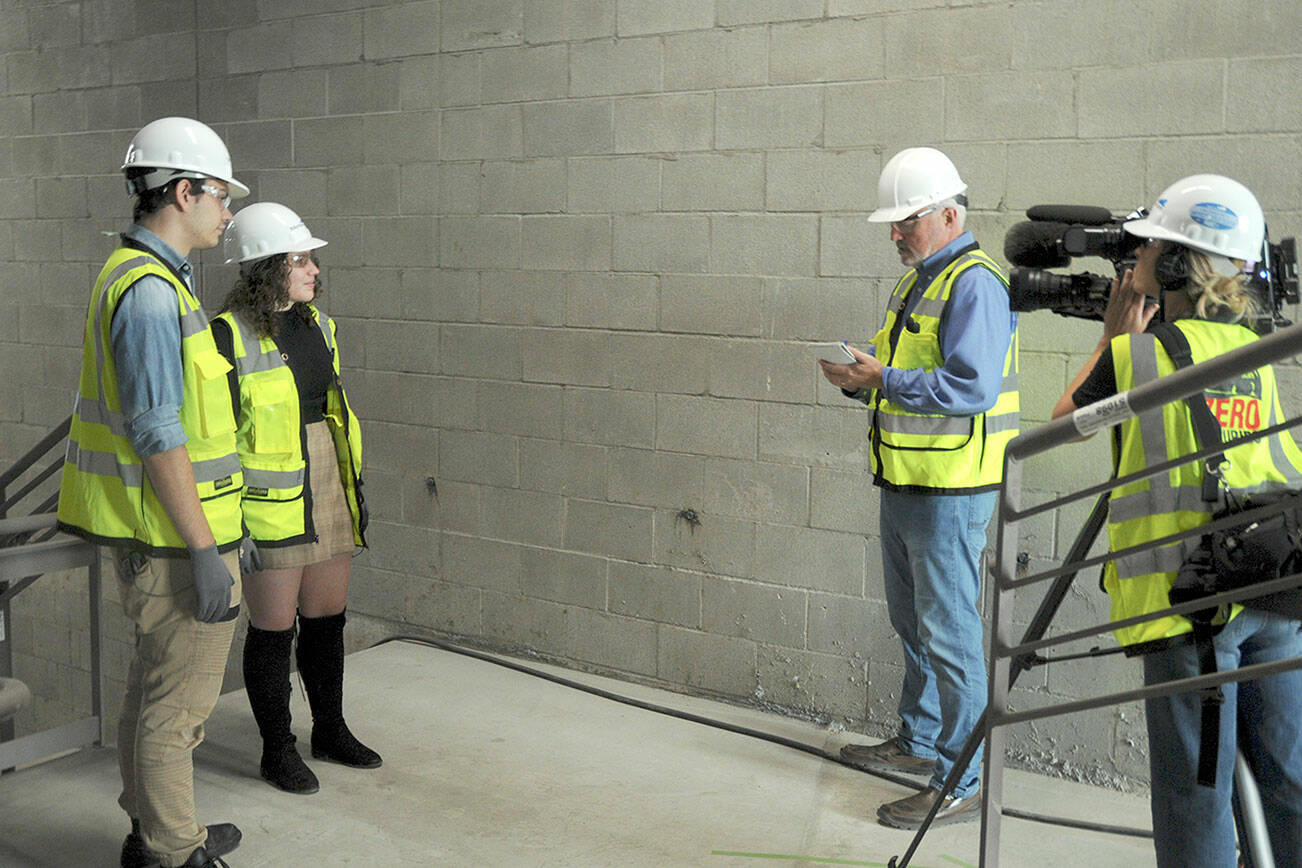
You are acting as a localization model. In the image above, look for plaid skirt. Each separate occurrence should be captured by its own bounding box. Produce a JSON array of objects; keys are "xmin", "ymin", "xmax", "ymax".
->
[{"xmin": 257, "ymin": 421, "xmax": 355, "ymax": 570}]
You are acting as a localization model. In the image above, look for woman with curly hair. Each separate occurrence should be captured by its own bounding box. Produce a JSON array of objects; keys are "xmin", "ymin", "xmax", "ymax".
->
[{"xmin": 212, "ymin": 202, "xmax": 379, "ymax": 795}]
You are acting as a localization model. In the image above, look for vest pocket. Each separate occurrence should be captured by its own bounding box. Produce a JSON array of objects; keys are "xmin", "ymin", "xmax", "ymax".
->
[
  {"xmin": 249, "ymin": 378, "xmax": 297, "ymax": 454},
  {"xmin": 193, "ymin": 349, "xmax": 237, "ymax": 438}
]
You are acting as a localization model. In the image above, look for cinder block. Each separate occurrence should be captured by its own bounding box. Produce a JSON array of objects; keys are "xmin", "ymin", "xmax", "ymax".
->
[
  {"xmin": 1149, "ymin": 0, "xmax": 1302, "ymax": 63},
  {"xmin": 767, "ymin": 149, "xmax": 877, "ymax": 213},
  {"xmin": 441, "ymin": 0, "xmax": 524, "ymax": 51},
  {"xmin": 613, "ymin": 214, "xmax": 709, "ymax": 274},
  {"xmin": 716, "ymin": 86, "xmax": 822, "ymax": 150},
  {"xmin": 441, "ymin": 105, "xmax": 524, "ymax": 160},
  {"xmin": 328, "ymin": 63, "xmax": 400, "ymax": 115},
  {"xmin": 11, "ymin": 137, "xmax": 56, "ymax": 178},
  {"xmin": 762, "ymin": 277, "xmax": 880, "ymax": 343},
  {"xmin": 607, "ymin": 446, "xmax": 705, "ymax": 509},
  {"xmin": 327, "ymin": 165, "xmax": 400, "ymax": 217},
  {"xmin": 112, "ymin": 32, "xmax": 196, "ymax": 84},
  {"xmin": 807, "ymin": 591, "xmax": 895, "ymax": 658},
  {"xmin": 364, "ymin": 1, "xmax": 439, "ymax": 60},
  {"xmin": 521, "ymin": 215, "xmax": 612, "ymax": 270},
  {"xmin": 1229, "ymin": 57, "xmax": 1302, "ymax": 133},
  {"xmin": 1017, "ymin": 309, "xmax": 1105, "ymax": 355},
  {"xmin": 522, "ymin": 99, "xmax": 612, "ymax": 157},
  {"xmin": 432, "ymin": 481, "xmax": 486, "ymax": 536},
  {"xmin": 564, "ymin": 387, "xmax": 656, "ymax": 448},
  {"xmin": 221, "ymin": 119, "xmax": 293, "ymax": 172},
  {"xmin": 476, "ymin": 380, "xmax": 566, "ymax": 438},
  {"xmin": 440, "ymin": 323, "xmax": 525, "ymax": 379},
  {"xmin": 366, "ymin": 318, "xmax": 439, "ymax": 373},
  {"xmin": 663, "ymin": 27, "xmax": 767, "ymax": 91},
  {"xmin": 363, "ymin": 216, "xmax": 437, "ymax": 267},
  {"xmin": 567, "ymin": 155, "xmax": 661, "ymax": 214},
  {"xmin": 250, "ymin": 168, "xmax": 329, "ymax": 217},
  {"xmin": 519, "ymin": 438, "xmax": 608, "ymax": 498},
  {"xmin": 364, "ymin": 111, "xmax": 439, "ymax": 165},
  {"xmin": 34, "ymin": 178, "xmax": 87, "ymax": 219},
  {"xmin": 712, "ymin": 214, "xmax": 819, "ymax": 278},
  {"xmin": 351, "ymin": 370, "xmax": 443, "ymax": 427},
  {"xmin": 437, "ymin": 162, "xmax": 480, "ymax": 214},
  {"xmin": 363, "ymin": 520, "xmax": 439, "ymax": 579},
  {"xmin": 702, "ymin": 575, "xmax": 806, "ymax": 647},
  {"xmin": 570, "ymin": 37, "xmax": 663, "ymax": 98},
  {"xmin": 1018, "ymin": 351, "xmax": 1067, "ymax": 426},
  {"xmin": 482, "ymin": 486, "xmax": 565, "ymax": 546},
  {"xmin": 756, "ymin": 646, "xmax": 868, "ymax": 720},
  {"xmin": 293, "ymin": 115, "xmax": 365, "ymax": 167},
  {"xmin": 884, "ymin": 6, "xmax": 1012, "ymax": 76},
  {"xmin": 197, "ymin": 74, "xmax": 257, "ymax": 124},
  {"xmin": 566, "ymin": 607, "xmax": 658, "ymax": 677},
  {"xmin": 659, "ymin": 274, "xmax": 764, "ymax": 336},
  {"xmin": 33, "ymin": 91, "xmax": 86, "ymax": 134},
  {"xmin": 754, "ymin": 523, "xmax": 866, "ymax": 596},
  {"xmin": 613, "ymin": 93, "xmax": 713, "ymax": 153},
  {"xmin": 706, "ymin": 338, "xmax": 815, "ymax": 404},
  {"xmin": 521, "ymin": 327, "xmax": 610, "ymax": 386},
  {"xmin": 565, "ymin": 272, "xmax": 658, "ymax": 331},
  {"xmin": 481, "ymin": 591, "xmax": 570, "ymax": 656},
  {"xmin": 1078, "ymin": 62, "xmax": 1222, "ymax": 138},
  {"xmin": 482, "ymin": 44, "xmax": 568, "ymax": 103},
  {"xmin": 564, "ymin": 0, "xmax": 617, "ymax": 40},
  {"xmin": 405, "ymin": 577, "xmax": 484, "ymax": 636},
  {"xmin": 291, "ymin": 13, "xmax": 364, "ymax": 68},
  {"xmin": 399, "ymin": 161, "xmax": 440, "ymax": 215},
  {"xmin": 10, "ymin": 45, "xmax": 111, "ymax": 93},
  {"xmin": 522, "ymin": 545, "xmax": 609, "ymax": 607},
  {"xmin": 609, "ymin": 560, "xmax": 701, "ymax": 626},
  {"xmin": 480, "ymin": 269, "xmax": 566, "ymax": 325},
  {"xmin": 661, "ymin": 152, "xmax": 763, "ymax": 212},
  {"xmin": 703, "ymin": 457, "xmax": 809, "ymax": 525},
  {"xmin": 717, "ymin": 0, "xmax": 823, "ymax": 26},
  {"xmin": 365, "ymin": 420, "xmax": 440, "ymax": 476},
  {"xmin": 437, "ymin": 53, "xmax": 479, "ymax": 107},
  {"xmin": 770, "ymin": 18, "xmax": 884, "ymax": 84},
  {"xmin": 523, "ymin": 0, "xmax": 566, "ymax": 44},
  {"xmin": 481, "ymin": 159, "xmax": 567, "ymax": 214},
  {"xmin": 607, "ymin": 333, "xmax": 710, "ymax": 395},
  {"xmin": 757, "ymin": 403, "xmax": 868, "ymax": 469},
  {"xmin": 616, "ymin": 0, "xmax": 714, "ymax": 36},
  {"xmin": 656, "ymin": 394, "xmax": 757, "ymax": 460},
  {"xmin": 226, "ymin": 20, "xmax": 296, "ymax": 74},
  {"xmin": 947, "ymin": 70, "xmax": 1076, "ymax": 141},
  {"xmin": 0, "ymin": 96, "xmax": 33, "ymax": 138},
  {"xmin": 656, "ymin": 624, "xmax": 758, "ymax": 695},
  {"xmin": 820, "ymin": 216, "xmax": 903, "ymax": 278},
  {"xmin": 26, "ymin": 3, "xmax": 79, "ymax": 47},
  {"xmin": 439, "ymin": 216, "xmax": 520, "ymax": 269},
  {"xmin": 1010, "ymin": 0, "xmax": 1149, "ymax": 70},
  {"xmin": 564, "ymin": 497, "xmax": 655, "ymax": 561},
  {"xmin": 1146, "ymin": 136, "xmax": 1302, "ymax": 214}
]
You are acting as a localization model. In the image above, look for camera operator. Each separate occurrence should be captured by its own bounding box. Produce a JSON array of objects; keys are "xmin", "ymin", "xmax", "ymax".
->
[{"xmin": 1052, "ymin": 174, "xmax": 1302, "ymax": 867}]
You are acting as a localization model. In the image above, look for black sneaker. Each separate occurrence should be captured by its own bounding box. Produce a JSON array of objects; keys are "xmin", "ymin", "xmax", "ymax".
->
[{"xmin": 121, "ymin": 822, "xmax": 241, "ymax": 868}]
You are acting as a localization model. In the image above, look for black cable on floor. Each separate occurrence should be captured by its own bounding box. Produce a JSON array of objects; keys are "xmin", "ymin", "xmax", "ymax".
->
[{"xmin": 371, "ymin": 634, "xmax": 1153, "ymax": 841}]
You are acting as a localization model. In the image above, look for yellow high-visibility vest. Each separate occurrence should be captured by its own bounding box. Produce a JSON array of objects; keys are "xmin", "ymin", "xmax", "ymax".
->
[
  {"xmin": 869, "ymin": 248, "xmax": 1019, "ymax": 493},
  {"xmin": 57, "ymin": 246, "xmax": 243, "ymax": 555},
  {"xmin": 215, "ymin": 306, "xmax": 364, "ymax": 549},
  {"xmin": 1105, "ymin": 319, "xmax": 1302, "ymax": 646}
]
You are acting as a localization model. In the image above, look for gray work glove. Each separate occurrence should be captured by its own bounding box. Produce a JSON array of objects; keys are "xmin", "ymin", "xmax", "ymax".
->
[
  {"xmin": 189, "ymin": 544, "xmax": 233, "ymax": 623},
  {"xmin": 238, "ymin": 535, "xmax": 263, "ymax": 577}
]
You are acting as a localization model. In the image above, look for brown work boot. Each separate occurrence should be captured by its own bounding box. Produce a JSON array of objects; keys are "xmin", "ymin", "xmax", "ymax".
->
[
  {"xmin": 877, "ymin": 786, "xmax": 981, "ymax": 829},
  {"xmin": 839, "ymin": 737, "xmax": 934, "ymax": 775}
]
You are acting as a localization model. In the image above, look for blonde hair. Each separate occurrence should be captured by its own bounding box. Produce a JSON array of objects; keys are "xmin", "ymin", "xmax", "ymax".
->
[{"xmin": 1183, "ymin": 249, "xmax": 1260, "ymax": 323}]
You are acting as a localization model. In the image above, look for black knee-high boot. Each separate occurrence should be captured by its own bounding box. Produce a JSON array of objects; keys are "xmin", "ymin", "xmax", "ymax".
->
[
  {"xmin": 243, "ymin": 624, "xmax": 320, "ymax": 794},
  {"xmin": 296, "ymin": 610, "xmax": 382, "ymax": 768}
]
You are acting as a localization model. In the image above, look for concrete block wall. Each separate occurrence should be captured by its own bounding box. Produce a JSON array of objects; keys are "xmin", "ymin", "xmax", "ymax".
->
[{"xmin": 2, "ymin": 0, "xmax": 1301, "ymax": 790}]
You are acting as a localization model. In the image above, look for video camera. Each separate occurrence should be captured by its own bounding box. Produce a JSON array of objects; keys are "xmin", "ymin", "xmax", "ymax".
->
[{"xmin": 1004, "ymin": 205, "xmax": 1299, "ymax": 332}]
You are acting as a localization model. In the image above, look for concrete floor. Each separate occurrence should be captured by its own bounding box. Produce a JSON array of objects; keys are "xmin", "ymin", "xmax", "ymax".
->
[{"xmin": 0, "ymin": 639, "xmax": 1156, "ymax": 867}]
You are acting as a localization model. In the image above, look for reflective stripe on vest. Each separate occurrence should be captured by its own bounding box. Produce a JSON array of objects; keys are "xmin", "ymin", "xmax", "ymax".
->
[
  {"xmin": 868, "ymin": 249, "xmax": 1019, "ymax": 492},
  {"xmin": 218, "ymin": 306, "xmax": 364, "ymax": 548},
  {"xmin": 56, "ymin": 246, "xmax": 243, "ymax": 555},
  {"xmin": 1104, "ymin": 320, "xmax": 1302, "ymax": 646}
]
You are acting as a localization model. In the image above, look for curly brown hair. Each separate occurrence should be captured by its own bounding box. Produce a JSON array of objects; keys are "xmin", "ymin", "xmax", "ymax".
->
[{"xmin": 217, "ymin": 253, "xmax": 322, "ymax": 338}]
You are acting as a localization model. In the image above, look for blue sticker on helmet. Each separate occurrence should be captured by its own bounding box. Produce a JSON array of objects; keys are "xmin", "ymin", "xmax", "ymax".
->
[{"xmin": 1189, "ymin": 202, "xmax": 1238, "ymax": 231}]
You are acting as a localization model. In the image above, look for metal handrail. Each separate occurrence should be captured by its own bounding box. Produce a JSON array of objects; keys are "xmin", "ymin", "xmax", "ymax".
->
[{"xmin": 977, "ymin": 321, "xmax": 1302, "ymax": 867}]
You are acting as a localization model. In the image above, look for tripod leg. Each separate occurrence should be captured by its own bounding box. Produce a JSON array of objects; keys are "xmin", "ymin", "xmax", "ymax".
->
[{"xmin": 1233, "ymin": 749, "xmax": 1276, "ymax": 868}]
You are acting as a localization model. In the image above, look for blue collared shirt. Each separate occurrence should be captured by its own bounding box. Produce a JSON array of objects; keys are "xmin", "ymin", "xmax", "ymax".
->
[
  {"xmin": 109, "ymin": 225, "xmax": 192, "ymax": 458},
  {"xmin": 876, "ymin": 231, "xmax": 1016, "ymax": 416}
]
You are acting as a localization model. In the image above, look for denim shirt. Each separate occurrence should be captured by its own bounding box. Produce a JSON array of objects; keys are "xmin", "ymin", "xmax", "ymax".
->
[
  {"xmin": 877, "ymin": 231, "xmax": 1017, "ymax": 416},
  {"xmin": 109, "ymin": 225, "xmax": 193, "ymax": 458}
]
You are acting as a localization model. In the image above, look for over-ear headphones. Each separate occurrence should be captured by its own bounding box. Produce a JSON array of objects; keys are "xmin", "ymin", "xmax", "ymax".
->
[{"xmin": 1154, "ymin": 245, "xmax": 1189, "ymax": 293}]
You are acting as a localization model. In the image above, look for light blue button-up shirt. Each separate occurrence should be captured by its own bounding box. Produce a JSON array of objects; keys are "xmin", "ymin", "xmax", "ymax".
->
[
  {"xmin": 876, "ymin": 231, "xmax": 1017, "ymax": 416},
  {"xmin": 109, "ymin": 225, "xmax": 191, "ymax": 458}
]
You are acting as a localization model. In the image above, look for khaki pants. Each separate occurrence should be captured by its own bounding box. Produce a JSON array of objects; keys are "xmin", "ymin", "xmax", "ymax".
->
[{"xmin": 111, "ymin": 548, "xmax": 241, "ymax": 867}]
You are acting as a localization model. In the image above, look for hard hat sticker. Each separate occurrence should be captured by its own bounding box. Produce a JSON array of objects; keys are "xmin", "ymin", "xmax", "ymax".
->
[{"xmin": 1190, "ymin": 202, "xmax": 1238, "ymax": 231}]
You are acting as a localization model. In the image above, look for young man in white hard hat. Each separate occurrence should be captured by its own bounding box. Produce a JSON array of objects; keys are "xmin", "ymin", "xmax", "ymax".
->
[
  {"xmin": 819, "ymin": 146, "xmax": 1019, "ymax": 829},
  {"xmin": 57, "ymin": 117, "xmax": 257, "ymax": 868}
]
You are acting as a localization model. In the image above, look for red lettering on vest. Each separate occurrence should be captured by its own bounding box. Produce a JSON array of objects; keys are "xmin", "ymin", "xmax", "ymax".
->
[{"xmin": 1229, "ymin": 398, "xmax": 1245, "ymax": 430}]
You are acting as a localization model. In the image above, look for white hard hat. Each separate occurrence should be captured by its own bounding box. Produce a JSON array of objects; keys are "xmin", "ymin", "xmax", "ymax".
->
[
  {"xmin": 121, "ymin": 116, "xmax": 249, "ymax": 199},
  {"xmin": 1124, "ymin": 174, "xmax": 1264, "ymax": 269},
  {"xmin": 868, "ymin": 147, "xmax": 968, "ymax": 223},
  {"xmin": 223, "ymin": 202, "xmax": 327, "ymax": 265}
]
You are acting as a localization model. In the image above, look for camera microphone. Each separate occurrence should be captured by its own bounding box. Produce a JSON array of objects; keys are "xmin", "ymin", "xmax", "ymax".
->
[
  {"xmin": 1004, "ymin": 221, "xmax": 1072, "ymax": 268},
  {"xmin": 905, "ymin": 316, "xmax": 920, "ymax": 333},
  {"xmin": 1025, "ymin": 205, "xmax": 1116, "ymax": 225}
]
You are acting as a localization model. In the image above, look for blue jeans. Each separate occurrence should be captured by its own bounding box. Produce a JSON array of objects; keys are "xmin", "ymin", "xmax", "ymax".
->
[
  {"xmin": 880, "ymin": 488, "xmax": 996, "ymax": 799},
  {"xmin": 1143, "ymin": 609, "xmax": 1302, "ymax": 868}
]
